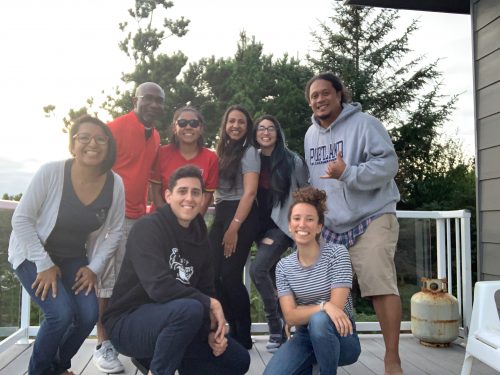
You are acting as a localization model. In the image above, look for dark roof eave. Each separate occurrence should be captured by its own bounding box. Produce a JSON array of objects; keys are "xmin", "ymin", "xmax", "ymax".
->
[{"xmin": 343, "ymin": 0, "xmax": 470, "ymax": 15}]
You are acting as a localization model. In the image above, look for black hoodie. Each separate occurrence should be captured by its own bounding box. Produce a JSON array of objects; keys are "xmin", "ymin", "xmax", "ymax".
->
[{"xmin": 102, "ymin": 204, "xmax": 215, "ymax": 333}]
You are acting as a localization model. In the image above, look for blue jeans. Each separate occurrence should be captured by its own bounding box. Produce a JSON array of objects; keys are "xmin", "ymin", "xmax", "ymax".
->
[
  {"xmin": 15, "ymin": 258, "xmax": 98, "ymax": 375},
  {"xmin": 250, "ymin": 228, "xmax": 292, "ymax": 334},
  {"xmin": 264, "ymin": 311, "xmax": 361, "ymax": 375},
  {"xmin": 107, "ymin": 298, "xmax": 250, "ymax": 375}
]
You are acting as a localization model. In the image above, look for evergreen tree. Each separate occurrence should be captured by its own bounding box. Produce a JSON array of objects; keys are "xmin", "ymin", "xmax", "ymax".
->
[{"xmin": 180, "ymin": 32, "xmax": 313, "ymax": 150}]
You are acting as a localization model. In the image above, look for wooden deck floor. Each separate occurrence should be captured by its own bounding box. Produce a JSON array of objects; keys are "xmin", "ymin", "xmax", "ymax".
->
[{"xmin": 0, "ymin": 334, "xmax": 497, "ymax": 374}]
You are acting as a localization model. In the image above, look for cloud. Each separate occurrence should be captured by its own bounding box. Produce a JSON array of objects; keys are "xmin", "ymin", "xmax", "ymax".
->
[{"xmin": 0, "ymin": 158, "xmax": 37, "ymax": 196}]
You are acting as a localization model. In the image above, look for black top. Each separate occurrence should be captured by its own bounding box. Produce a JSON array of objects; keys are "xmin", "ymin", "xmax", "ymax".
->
[
  {"xmin": 45, "ymin": 159, "xmax": 113, "ymax": 261},
  {"xmin": 102, "ymin": 204, "xmax": 215, "ymax": 335},
  {"xmin": 257, "ymin": 154, "xmax": 276, "ymax": 239}
]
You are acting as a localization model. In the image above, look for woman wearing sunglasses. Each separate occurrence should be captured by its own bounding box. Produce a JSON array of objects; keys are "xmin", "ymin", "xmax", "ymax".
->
[
  {"xmin": 209, "ymin": 105, "xmax": 260, "ymax": 349},
  {"xmin": 8, "ymin": 115, "xmax": 125, "ymax": 375},
  {"xmin": 151, "ymin": 106, "xmax": 218, "ymax": 215}
]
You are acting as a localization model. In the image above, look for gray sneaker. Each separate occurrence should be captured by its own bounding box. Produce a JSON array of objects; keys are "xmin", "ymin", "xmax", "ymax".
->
[
  {"xmin": 92, "ymin": 340, "xmax": 124, "ymax": 374},
  {"xmin": 266, "ymin": 334, "xmax": 285, "ymax": 353}
]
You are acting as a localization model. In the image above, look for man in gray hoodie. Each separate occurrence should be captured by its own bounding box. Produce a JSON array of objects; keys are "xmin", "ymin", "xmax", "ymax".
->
[{"xmin": 304, "ymin": 72, "xmax": 403, "ymax": 375}]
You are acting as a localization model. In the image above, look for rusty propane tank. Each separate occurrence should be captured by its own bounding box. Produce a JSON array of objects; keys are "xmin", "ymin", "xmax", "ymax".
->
[{"xmin": 411, "ymin": 278, "xmax": 459, "ymax": 347}]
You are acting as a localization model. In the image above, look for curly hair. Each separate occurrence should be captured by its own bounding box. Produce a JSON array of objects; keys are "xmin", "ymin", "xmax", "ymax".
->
[{"xmin": 288, "ymin": 187, "xmax": 328, "ymax": 226}]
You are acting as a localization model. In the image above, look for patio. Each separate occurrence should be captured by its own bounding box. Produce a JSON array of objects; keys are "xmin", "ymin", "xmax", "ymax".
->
[{"xmin": 0, "ymin": 334, "xmax": 498, "ymax": 374}]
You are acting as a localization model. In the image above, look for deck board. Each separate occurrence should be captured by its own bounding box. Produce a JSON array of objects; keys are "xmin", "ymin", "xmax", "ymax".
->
[{"xmin": 1, "ymin": 334, "xmax": 499, "ymax": 375}]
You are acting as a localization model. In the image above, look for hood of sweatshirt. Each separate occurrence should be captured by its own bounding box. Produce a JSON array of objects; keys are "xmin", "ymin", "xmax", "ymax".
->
[{"xmin": 310, "ymin": 102, "xmax": 362, "ymax": 134}]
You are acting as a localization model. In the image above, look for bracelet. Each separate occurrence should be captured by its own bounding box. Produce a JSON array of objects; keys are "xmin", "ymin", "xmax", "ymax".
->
[
  {"xmin": 320, "ymin": 301, "xmax": 326, "ymax": 311},
  {"xmin": 233, "ymin": 218, "xmax": 242, "ymax": 224}
]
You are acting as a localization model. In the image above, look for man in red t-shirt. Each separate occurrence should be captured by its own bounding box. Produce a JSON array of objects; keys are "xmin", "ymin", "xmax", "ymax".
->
[{"xmin": 92, "ymin": 82, "xmax": 164, "ymax": 374}]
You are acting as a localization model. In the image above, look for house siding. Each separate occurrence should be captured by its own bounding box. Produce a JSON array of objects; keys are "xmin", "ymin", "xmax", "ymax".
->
[{"xmin": 474, "ymin": 0, "xmax": 500, "ymax": 280}]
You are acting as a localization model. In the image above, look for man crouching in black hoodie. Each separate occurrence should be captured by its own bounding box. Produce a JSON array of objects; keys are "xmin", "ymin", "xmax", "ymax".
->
[{"xmin": 102, "ymin": 165, "xmax": 250, "ymax": 375}]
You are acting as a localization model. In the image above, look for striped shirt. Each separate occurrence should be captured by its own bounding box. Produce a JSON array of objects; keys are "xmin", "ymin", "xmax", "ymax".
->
[{"xmin": 276, "ymin": 242, "xmax": 354, "ymax": 318}]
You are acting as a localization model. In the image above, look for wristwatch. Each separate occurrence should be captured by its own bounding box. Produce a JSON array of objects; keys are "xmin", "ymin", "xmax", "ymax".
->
[{"xmin": 320, "ymin": 301, "xmax": 326, "ymax": 311}]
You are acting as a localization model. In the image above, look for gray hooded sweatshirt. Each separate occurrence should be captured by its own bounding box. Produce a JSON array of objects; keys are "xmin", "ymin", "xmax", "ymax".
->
[{"xmin": 304, "ymin": 102, "xmax": 400, "ymax": 233}]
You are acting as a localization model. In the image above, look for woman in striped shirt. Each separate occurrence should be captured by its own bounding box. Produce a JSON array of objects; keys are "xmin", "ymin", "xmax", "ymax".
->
[{"xmin": 264, "ymin": 187, "xmax": 361, "ymax": 375}]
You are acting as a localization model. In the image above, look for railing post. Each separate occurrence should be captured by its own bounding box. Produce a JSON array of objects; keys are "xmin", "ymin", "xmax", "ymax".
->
[
  {"xmin": 436, "ymin": 218, "xmax": 447, "ymax": 279},
  {"xmin": 455, "ymin": 219, "xmax": 463, "ymax": 320},
  {"xmin": 446, "ymin": 219, "xmax": 452, "ymax": 293},
  {"xmin": 18, "ymin": 288, "xmax": 31, "ymax": 344},
  {"xmin": 461, "ymin": 214, "xmax": 472, "ymax": 335}
]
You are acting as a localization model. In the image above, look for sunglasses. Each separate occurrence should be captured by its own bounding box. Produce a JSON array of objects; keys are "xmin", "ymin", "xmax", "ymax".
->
[
  {"xmin": 73, "ymin": 133, "xmax": 109, "ymax": 145},
  {"xmin": 177, "ymin": 119, "xmax": 201, "ymax": 128}
]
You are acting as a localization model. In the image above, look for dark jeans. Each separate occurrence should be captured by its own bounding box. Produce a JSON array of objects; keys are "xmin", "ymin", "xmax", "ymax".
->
[
  {"xmin": 15, "ymin": 258, "xmax": 98, "ymax": 375},
  {"xmin": 107, "ymin": 299, "xmax": 250, "ymax": 375},
  {"xmin": 250, "ymin": 228, "xmax": 292, "ymax": 334},
  {"xmin": 264, "ymin": 312, "xmax": 361, "ymax": 375},
  {"xmin": 209, "ymin": 200, "xmax": 259, "ymax": 348}
]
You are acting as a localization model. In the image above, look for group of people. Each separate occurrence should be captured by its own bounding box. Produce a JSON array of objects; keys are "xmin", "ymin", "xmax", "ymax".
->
[{"xmin": 8, "ymin": 72, "xmax": 403, "ymax": 375}]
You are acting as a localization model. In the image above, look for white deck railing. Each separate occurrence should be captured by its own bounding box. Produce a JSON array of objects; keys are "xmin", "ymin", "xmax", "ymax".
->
[{"xmin": 0, "ymin": 199, "xmax": 473, "ymax": 354}]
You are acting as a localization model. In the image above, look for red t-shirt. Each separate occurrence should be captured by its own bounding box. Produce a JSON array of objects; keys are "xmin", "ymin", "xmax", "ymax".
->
[
  {"xmin": 108, "ymin": 111, "xmax": 160, "ymax": 219},
  {"xmin": 150, "ymin": 144, "xmax": 219, "ymax": 199}
]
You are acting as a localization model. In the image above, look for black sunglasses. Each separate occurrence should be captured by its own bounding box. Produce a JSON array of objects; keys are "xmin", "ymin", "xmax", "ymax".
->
[{"xmin": 177, "ymin": 119, "xmax": 201, "ymax": 128}]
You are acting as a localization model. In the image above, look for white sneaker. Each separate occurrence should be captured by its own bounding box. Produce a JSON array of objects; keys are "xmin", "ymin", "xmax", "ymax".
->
[{"xmin": 92, "ymin": 341, "xmax": 125, "ymax": 374}]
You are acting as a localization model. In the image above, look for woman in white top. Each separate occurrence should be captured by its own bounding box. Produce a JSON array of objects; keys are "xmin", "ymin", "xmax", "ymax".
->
[{"xmin": 8, "ymin": 115, "xmax": 124, "ymax": 375}]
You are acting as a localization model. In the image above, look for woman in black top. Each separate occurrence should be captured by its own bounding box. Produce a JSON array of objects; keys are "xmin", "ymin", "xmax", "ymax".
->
[
  {"xmin": 250, "ymin": 115, "xmax": 308, "ymax": 352},
  {"xmin": 8, "ymin": 116, "xmax": 124, "ymax": 375}
]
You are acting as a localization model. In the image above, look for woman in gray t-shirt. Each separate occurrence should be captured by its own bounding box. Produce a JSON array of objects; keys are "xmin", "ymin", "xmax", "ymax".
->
[{"xmin": 209, "ymin": 105, "xmax": 260, "ymax": 349}]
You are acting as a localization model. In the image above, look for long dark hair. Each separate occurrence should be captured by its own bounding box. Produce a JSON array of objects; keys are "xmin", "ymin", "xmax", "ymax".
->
[
  {"xmin": 216, "ymin": 105, "xmax": 254, "ymax": 186},
  {"xmin": 253, "ymin": 115, "xmax": 305, "ymax": 207},
  {"xmin": 69, "ymin": 115, "xmax": 116, "ymax": 174}
]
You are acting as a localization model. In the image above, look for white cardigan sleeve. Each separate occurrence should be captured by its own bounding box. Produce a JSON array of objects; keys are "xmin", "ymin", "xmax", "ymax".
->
[{"xmin": 10, "ymin": 162, "xmax": 63, "ymax": 272}]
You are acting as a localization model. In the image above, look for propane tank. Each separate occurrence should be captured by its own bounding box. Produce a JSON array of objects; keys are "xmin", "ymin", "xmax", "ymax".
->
[{"xmin": 411, "ymin": 278, "xmax": 459, "ymax": 347}]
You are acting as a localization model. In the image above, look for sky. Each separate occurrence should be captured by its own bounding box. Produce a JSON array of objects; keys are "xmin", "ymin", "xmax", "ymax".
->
[{"xmin": 0, "ymin": 0, "xmax": 473, "ymax": 195}]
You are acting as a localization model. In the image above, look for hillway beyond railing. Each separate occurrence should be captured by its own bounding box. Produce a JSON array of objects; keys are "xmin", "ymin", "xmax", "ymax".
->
[{"xmin": 0, "ymin": 199, "xmax": 472, "ymax": 354}]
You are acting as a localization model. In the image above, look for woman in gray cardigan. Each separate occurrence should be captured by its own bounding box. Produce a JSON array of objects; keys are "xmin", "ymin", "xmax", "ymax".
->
[
  {"xmin": 8, "ymin": 115, "xmax": 124, "ymax": 375},
  {"xmin": 250, "ymin": 114, "xmax": 309, "ymax": 352}
]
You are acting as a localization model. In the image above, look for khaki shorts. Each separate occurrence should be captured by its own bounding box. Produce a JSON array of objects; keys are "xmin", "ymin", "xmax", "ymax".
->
[
  {"xmin": 349, "ymin": 214, "xmax": 399, "ymax": 298},
  {"xmin": 97, "ymin": 217, "xmax": 136, "ymax": 298}
]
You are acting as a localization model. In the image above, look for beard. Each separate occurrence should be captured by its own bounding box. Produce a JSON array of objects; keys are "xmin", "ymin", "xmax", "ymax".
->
[{"xmin": 317, "ymin": 112, "xmax": 332, "ymax": 120}]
